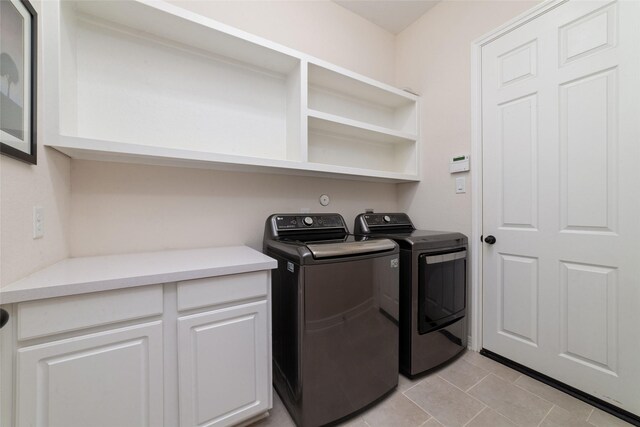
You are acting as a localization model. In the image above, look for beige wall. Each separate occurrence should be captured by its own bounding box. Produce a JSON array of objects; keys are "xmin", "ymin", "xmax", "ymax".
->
[
  {"xmin": 68, "ymin": 0, "xmax": 398, "ymax": 257},
  {"xmin": 396, "ymin": 0, "xmax": 539, "ymax": 237},
  {"xmin": 70, "ymin": 162, "xmax": 397, "ymax": 255},
  {"xmin": 0, "ymin": 0, "xmax": 71, "ymax": 288},
  {"xmin": 172, "ymin": 0, "xmax": 396, "ymax": 85}
]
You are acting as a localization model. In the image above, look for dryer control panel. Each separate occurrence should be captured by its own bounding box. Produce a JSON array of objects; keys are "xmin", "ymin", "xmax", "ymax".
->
[
  {"xmin": 362, "ymin": 214, "xmax": 411, "ymax": 226},
  {"xmin": 354, "ymin": 213, "xmax": 414, "ymax": 234}
]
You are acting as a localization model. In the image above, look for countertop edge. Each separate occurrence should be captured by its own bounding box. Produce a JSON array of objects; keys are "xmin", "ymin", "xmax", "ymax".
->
[{"xmin": 0, "ymin": 248, "xmax": 277, "ymax": 305}]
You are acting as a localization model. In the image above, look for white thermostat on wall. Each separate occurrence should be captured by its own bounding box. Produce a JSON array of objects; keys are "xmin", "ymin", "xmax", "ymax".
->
[{"xmin": 450, "ymin": 155, "xmax": 470, "ymax": 173}]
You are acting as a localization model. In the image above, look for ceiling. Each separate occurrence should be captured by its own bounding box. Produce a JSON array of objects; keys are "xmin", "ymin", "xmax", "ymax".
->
[{"xmin": 333, "ymin": 0, "xmax": 441, "ymax": 34}]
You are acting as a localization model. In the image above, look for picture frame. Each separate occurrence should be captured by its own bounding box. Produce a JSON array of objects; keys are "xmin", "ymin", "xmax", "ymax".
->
[{"xmin": 0, "ymin": 0, "xmax": 37, "ymax": 165}]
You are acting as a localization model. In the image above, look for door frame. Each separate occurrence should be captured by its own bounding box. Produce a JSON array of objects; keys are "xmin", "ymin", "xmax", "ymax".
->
[{"xmin": 469, "ymin": 0, "xmax": 568, "ymax": 352}]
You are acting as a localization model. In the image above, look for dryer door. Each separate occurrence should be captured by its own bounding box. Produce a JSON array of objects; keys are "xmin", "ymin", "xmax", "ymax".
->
[{"xmin": 418, "ymin": 249, "xmax": 466, "ymax": 334}]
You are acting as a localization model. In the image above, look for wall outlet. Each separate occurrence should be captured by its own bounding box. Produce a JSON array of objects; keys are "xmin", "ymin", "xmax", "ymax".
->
[{"xmin": 33, "ymin": 206, "xmax": 44, "ymax": 239}]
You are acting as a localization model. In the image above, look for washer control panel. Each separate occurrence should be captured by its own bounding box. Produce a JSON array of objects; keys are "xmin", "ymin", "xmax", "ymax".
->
[{"xmin": 275, "ymin": 214, "xmax": 345, "ymax": 230}]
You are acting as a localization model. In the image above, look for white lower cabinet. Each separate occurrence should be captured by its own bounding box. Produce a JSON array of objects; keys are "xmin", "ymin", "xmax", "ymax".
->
[
  {"xmin": 16, "ymin": 321, "xmax": 164, "ymax": 427},
  {"xmin": 3, "ymin": 273, "xmax": 272, "ymax": 427},
  {"xmin": 177, "ymin": 301, "xmax": 269, "ymax": 427},
  {"xmin": 0, "ymin": 247, "xmax": 275, "ymax": 427}
]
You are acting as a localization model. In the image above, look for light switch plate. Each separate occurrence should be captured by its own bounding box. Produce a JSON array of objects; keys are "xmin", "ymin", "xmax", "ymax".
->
[{"xmin": 456, "ymin": 177, "xmax": 466, "ymax": 194}]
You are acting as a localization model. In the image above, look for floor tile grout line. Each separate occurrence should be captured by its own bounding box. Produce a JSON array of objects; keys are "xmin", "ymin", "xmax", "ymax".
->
[
  {"xmin": 429, "ymin": 375, "xmax": 490, "ymax": 420},
  {"xmin": 437, "ymin": 373, "xmax": 479, "ymax": 396},
  {"xmin": 442, "ymin": 357, "xmax": 492, "ymax": 383},
  {"xmin": 464, "ymin": 371, "xmax": 494, "ymax": 395},
  {"xmin": 463, "ymin": 352, "xmax": 523, "ymax": 384},
  {"xmin": 401, "ymin": 390, "xmax": 435, "ymax": 420},
  {"xmin": 475, "ymin": 399, "xmax": 528, "ymax": 427},
  {"xmin": 513, "ymin": 374, "xmax": 599, "ymax": 421},
  {"xmin": 403, "ymin": 372, "xmax": 498, "ymax": 425},
  {"xmin": 401, "ymin": 375, "xmax": 429, "ymax": 395},
  {"xmin": 536, "ymin": 404, "xmax": 556, "ymax": 427},
  {"xmin": 418, "ymin": 417, "xmax": 433, "ymax": 427},
  {"xmin": 490, "ymin": 372, "xmax": 558, "ymax": 409},
  {"xmin": 463, "ymin": 371, "xmax": 492, "ymax": 393},
  {"xmin": 462, "ymin": 406, "xmax": 487, "ymax": 427},
  {"xmin": 466, "ymin": 374, "xmax": 544, "ymax": 427},
  {"xmin": 510, "ymin": 377, "xmax": 593, "ymax": 419},
  {"xmin": 475, "ymin": 357, "xmax": 596, "ymax": 421},
  {"xmin": 440, "ymin": 376, "xmax": 507, "ymax": 423},
  {"xmin": 486, "ymin": 406, "xmax": 526, "ymax": 426},
  {"xmin": 511, "ymin": 380, "xmax": 559, "ymax": 407},
  {"xmin": 461, "ymin": 354, "xmax": 485, "ymax": 371},
  {"xmin": 461, "ymin": 352, "xmax": 508, "ymax": 373}
]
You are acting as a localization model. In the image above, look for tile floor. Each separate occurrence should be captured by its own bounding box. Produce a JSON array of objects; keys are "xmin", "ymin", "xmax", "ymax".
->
[{"xmin": 250, "ymin": 350, "xmax": 634, "ymax": 427}]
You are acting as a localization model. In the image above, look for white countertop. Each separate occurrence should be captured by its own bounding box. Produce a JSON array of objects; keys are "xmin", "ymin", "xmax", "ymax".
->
[{"xmin": 0, "ymin": 246, "xmax": 277, "ymax": 304}]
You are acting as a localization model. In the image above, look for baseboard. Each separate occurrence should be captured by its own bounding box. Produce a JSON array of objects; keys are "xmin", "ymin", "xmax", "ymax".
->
[
  {"xmin": 480, "ymin": 349, "xmax": 640, "ymax": 427},
  {"xmin": 466, "ymin": 334, "xmax": 473, "ymax": 350}
]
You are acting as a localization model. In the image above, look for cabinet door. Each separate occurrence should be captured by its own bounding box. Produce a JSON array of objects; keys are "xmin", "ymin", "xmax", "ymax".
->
[
  {"xmin": 177, "ymin": 301, "xmax": 269, "ymax": 427},
  {"xmin": 16, "ymin": 321, "xmax": 163, "ymax": 427}
]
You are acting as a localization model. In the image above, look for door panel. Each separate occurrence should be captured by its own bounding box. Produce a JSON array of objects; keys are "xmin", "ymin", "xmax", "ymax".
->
[
  {"xmin": 559, "ymin": 2, "xmax": 617, "ymax": 65},
  {"xmin": 559, "ymin": 68, "xmax": 617, "ymax": 233},
  {"xmin": 177, "ymin": 301, "xmax": 269, "ymax": 427},
  {"xmin": 499, "ymin": 40, "xmax": 537, "ymax": 86},
  {"xmin": 16, "ymin": 322, "xmax": 164, "ymax": 427},
  {"xmin": 559, "ymin": 261, "xmax": 617, "ymax": 374},
  {"xmin": 482, "ymin": 0, "xmax": 640, "ymax": 415},
  {"xmin": 499, "ymin": 94, "xmax": 538, "ymax": 229},
  {"xmin": 499, "ymin": 254, "xmax": 538, "ymax": 347}
]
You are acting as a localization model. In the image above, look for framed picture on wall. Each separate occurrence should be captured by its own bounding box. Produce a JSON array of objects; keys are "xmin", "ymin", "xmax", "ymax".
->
[{"xmin": 0, "ymin": 0, "xmax": 37, "ymax": 165}]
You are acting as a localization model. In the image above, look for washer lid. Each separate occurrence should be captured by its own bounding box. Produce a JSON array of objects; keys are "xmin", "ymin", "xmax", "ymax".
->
[{"xmin": 306, "ymin": 239, "xmax": 396, "ymax": 259}]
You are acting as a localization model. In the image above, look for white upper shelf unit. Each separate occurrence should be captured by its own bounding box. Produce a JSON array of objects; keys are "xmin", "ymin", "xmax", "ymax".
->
[{"xmin": 43, "ymin": 0, "xmax": 420, "ymax": 182}]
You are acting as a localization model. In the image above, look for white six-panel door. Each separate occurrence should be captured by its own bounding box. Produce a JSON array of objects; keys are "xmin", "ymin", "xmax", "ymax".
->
[{"xmin": 481, "ymin": 0, "xmax": 640, "ymax": 414}]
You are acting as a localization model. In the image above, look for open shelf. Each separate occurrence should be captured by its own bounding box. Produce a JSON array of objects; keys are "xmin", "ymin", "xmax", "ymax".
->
[
  {"xmin": 306, "ymin": 108, "xmax": 418, "ymax": 175},
  {"xmin": 307, "ymin": 131, "xmax": 417, "ymax": 174},
  {"xmin": 57, "ymin": 0, "xmax": 304, "ymax": 162},
  {"xmin": 307, "ymin": 109, "xmax": 417, "ymax": 144},
  {"xmin": 44, "ymin": 0, "xmax": 420, "ymax": 182},
  {"xmin": 308, "ymin": 62, "xmax": 418, "ymax": 135},
  {"xmin": 49, "ymin": 135, "xmax": 418, "ymax": 182},
  {"xmin": 73, "ymin": 1, "xmax": 299, "ymax": 75}
]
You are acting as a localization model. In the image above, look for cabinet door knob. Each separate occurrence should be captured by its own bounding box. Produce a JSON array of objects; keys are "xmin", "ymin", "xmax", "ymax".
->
[
  {"xmin": 484, "ymin": 235, "xmax": 497, "ymax": 245},
  {"xmin": 0, "ymin": 308, "xmax": 9, "ymax": 329}
]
